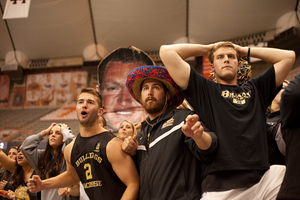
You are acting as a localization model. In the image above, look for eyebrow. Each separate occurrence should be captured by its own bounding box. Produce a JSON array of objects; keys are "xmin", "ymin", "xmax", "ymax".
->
[
  {"xmin": 216, "ymin": 52, "xmax": 232, "ymax": 55},
  {"xmin": 103, "ymin": 81, "xmax": 123, "ymax": 86},
  {"xmin": 78, "ymin": 98, "xmax": 95, "ymax": 102}
]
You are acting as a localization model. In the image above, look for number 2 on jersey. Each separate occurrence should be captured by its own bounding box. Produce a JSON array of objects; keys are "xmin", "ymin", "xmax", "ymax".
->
[{"xmin": 84, "ymin": 163, "xmax": 93, "ymax": 180}]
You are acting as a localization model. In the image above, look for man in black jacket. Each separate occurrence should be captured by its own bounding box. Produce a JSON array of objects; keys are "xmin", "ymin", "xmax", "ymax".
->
[
  {"xmin": 277, "ymin": 73, "xmax": 300, "ymax": 200},
  {"xmin": 123, "ymin": 65, "xmax": 218, "ymax": 200}
]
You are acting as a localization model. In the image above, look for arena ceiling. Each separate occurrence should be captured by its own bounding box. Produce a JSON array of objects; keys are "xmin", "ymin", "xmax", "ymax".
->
[{"xmin": 0, "ymin": 0, "xmax": 299, "ymax": 68}]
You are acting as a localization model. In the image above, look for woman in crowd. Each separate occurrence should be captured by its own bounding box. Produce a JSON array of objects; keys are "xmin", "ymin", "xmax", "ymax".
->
[
  {"xmin": 21, "ymin": 123, "xmax": 78, "ymax": 200},
  {"xmin": 117, "ymin": 120, "xmax": 137, "ymax": 141},
  {"xmin": 0, "ymin": 143, "xmax": 38, "ymax": 200},
  {"xmin": 0, "ymin": 146, "xmax": 18, "ymax": 200},
  {"xmin": 0, "ymin": 146, "xmax": 18, "ymax": 185}
]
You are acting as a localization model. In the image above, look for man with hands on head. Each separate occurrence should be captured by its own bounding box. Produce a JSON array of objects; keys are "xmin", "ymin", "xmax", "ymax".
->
[
  {"xmin": 27, "ymin": 88, "xmax": 139, "ymax": 200},
  {"xmin": 123, "ymin": 65, "xmax": 218, "ymax": 200},
  {"xmin": 160, "ymin": 42, "xmax": 295, "ymax": 199}
]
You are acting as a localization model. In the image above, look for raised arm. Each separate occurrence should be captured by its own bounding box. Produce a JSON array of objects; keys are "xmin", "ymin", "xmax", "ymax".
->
[
  {"xmin": 182, "ymin": 114, "xmax": 213, "ymax": 150},
  {"xmin": 159, "ymin": 43, "xmax": 214, "ymax": 90},
  {"xmin": 107, "ymin": 138, "xmax": 139, "ymax": 200},
  {"xmin": 27, "ymin": 141, "xmax": 80, "ymax": 193},
  {"xmin": 182, "ymin": 114, "xmax": 218, "ymax": 162},
  {"xmin": 234, "ymin": 45, "xmax": 295, "ymax": 88},
  {"xmin": 20, "ymin": 128, "xmax": 51, "ymax": 171},
  {"xmin": 59, "ymin": 123, "xmax": 75, "ymax": 144},
  {"xmin": 0, "ymin": 148, "xmax": 15, "ymax": 173}
]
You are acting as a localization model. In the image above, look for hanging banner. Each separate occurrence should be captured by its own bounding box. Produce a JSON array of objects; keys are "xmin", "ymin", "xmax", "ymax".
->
[
  {"xmin": 0, "ymin": 74, "xmax": 10, "ymax": 108},
  {"xmin": 3, "ymin": 0, "xmax": 31, "ymax": 19},
  {"xmin": 25, "ymin": 71, "xmax": 88, "ymax": 107},
  {"xmin": 202, "ymin": 56, "xmax": 212, "ymax": 79}
]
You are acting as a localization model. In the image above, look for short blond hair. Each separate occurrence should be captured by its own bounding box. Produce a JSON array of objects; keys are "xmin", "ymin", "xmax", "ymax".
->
[
  {"xmin": 209, "ymin": 41, "xmax": 240, "ymax": 63},
  {"xmin": 118, "ymin": 120, "xmax": 137, "ymax": 136}
]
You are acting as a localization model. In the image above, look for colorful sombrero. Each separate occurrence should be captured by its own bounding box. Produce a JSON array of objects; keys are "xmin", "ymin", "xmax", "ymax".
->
[{"xmin": 126, "ymin": 65, "xmax": 184, "ymax": 107}]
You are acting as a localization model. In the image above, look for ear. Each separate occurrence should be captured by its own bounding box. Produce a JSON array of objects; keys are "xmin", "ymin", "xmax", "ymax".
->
[
  {"xmin": 166, "ymin": 91, "xmax": 171, "ymax": 101},
  {"xmin": 98, "ymin": 108, "xmax": 104, "ymax": 116}
]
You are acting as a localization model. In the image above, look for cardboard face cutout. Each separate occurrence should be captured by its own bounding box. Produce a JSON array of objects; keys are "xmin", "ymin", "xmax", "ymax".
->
[{"xmin": 97, "ymin": 46, "xmax": 155, "ymax": 131}]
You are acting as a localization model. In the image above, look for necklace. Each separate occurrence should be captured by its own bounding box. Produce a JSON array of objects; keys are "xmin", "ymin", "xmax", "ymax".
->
[
  {"xmin": 145, "ymin": 114, "xmax": 162, "ymax": 128},
  {"xmin": 146, "ymin": 114, "xmax": 162, "ymax": 149}
]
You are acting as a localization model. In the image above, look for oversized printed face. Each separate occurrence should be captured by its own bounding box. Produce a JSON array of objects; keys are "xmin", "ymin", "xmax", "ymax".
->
[{"xmin": 101, "ymin": 61, "xmax": 146, "ymax": 130}]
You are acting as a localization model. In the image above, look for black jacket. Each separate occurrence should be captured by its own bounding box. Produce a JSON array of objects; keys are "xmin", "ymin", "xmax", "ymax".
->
[
  {"xmin": 135, "ymin": 107, "xmax": 217, "ymax": 200},
  {"xmin": 277, "ymin": 74, "xmax": 300, "ymax": 200}
]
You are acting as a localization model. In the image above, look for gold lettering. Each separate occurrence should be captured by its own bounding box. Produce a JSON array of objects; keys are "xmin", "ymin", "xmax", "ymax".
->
[
  {"xmin": 89, "ymin": 152, "xmax": 94, "ymax": 159},
  {"xmin": 75, "ymin": 152, "xmax": 102, "ymax": 167},
  {"xmin": 221, "ymin": 90, "xmax": 230, "ymax": 98},
  {"xmin": 83, "ymin": 181, "xmax": 102, "ymax": 189},
  {"xmin": 221, "ymin": 90, "xmax": 251, "ymax": 105},
  {"xmin": 83, "ymin": 181, "xmax": 102, "ymax": 188},
  {"xmin": 84, "ymin": 163, "xmax": 93, "ymax": 180},
  {"xmin": 76, "ymin": 160, "xmax": 80, "ymax": 167}
]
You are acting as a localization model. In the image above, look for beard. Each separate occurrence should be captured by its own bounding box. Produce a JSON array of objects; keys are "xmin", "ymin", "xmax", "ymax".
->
[
  {"xmin": 141, "ymin": 96, "xmax": 166, "ymax": 115},
  {"xmin": 77, "ymin": 111, "xmax": 98, "ymax": 127}
]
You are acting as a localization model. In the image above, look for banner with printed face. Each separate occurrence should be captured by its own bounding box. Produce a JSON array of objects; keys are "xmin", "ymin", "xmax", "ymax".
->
[
  {"xmin": 12, "ymin": 87, "xmax": 26, "ymax": 108},
  {"xmin": 0, "ymin": 74, "xmax": 10, "ymax": 108},
  {"xmin": 97, "ymin": 46, "xmax": 155, "ymax": 131},
  {"xmin": 25, "ymin": 71, "xmax": 88, "ymax": 107}
]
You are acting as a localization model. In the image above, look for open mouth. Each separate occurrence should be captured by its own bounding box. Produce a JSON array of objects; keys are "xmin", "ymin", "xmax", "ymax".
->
[{"xmin": 81, "ymin": 111, "xmax": 87, "ymax": 117}]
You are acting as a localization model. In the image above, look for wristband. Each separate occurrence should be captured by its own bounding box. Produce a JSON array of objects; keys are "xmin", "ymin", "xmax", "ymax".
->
[{"xmin": 248, "ymin": 47, "xmax": 250, "ymax": 58}]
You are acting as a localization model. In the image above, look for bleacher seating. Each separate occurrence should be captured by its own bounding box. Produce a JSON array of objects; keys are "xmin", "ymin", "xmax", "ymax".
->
[
  {"xmin": 0, "ymin": 107, "xmax": 79, "ymax": 143},
  {"xmin": 0, "ymin": 108, "xmax": 54, "ymax": 129}
]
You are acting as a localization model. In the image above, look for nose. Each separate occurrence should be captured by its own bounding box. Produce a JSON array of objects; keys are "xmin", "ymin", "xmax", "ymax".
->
[
  {"xmin": 81, "ymin": 101, "xmax": 87, "ymax": 108},
  {"xmin": 224, "ymin": 55, "xmax": 229, "ymax": 62},
  {"xmin": 117, "ymin": 87, "xmax": 132, "ymax": 106},
  {"xmin": 145, "ymin": 87, "xmax": 154, "ymax": 96}
]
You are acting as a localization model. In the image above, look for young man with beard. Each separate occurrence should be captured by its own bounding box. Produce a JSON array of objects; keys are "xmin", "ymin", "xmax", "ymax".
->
[
  {"xmin": 27, "ymin": 88, "xmax": 139, "ymax": 200},
  {"xmin": 159, "ymin": 42, "xmax": 295, "ymax": 199},
  {"xmin": 123, "ymin": 65, "xmax": 218, "ymax": 200}
]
